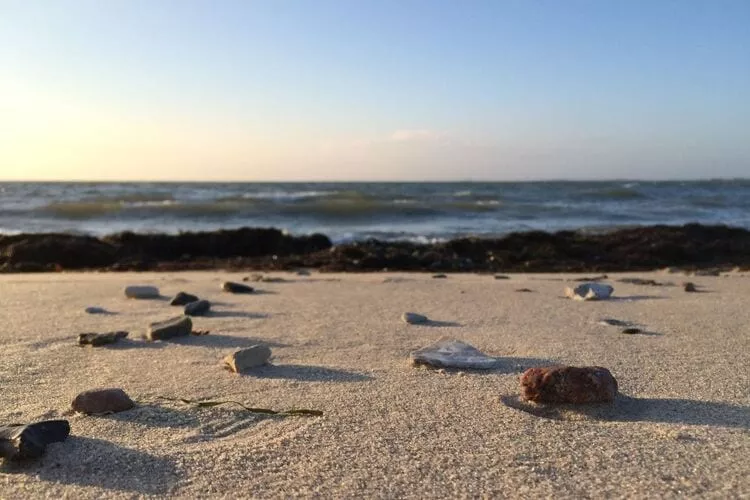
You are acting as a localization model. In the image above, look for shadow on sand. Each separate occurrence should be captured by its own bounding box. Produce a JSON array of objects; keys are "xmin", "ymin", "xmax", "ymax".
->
[
  {"xmin": 244, "ymin": 364, "xmax": 374, "ymax": 382},
  {"xmin": 5, "ymin": 437, "xmax": 179, "ymax": 495},
  {"xmin": 501, "ymin": 394, "xmax": 750, "ymax": 429}
]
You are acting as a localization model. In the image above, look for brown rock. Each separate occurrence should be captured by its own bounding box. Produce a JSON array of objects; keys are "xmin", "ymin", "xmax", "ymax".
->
[
  {"xmin": 223, "ymin": 345, "xmax": 272, "ymax": 373},
  {"xmin": 78, "ymin": 331, "xmax": 128, "ymax": 347},
  {"xmin": 683, "ymin": 282, "xmax": 697, "ymax": 292},
  {"xmin": 520, "ymin": 366, "xmax": 618, "ymax": 404},
  {"xmin": 147, "ymin": 315, "xmax": 193, "ymax": 341},
  {"xmin": 72, "ymin": 388, "xmax": 135, "ymax": 414}
]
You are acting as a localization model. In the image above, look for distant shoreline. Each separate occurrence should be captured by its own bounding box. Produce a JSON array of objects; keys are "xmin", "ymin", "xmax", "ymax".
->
[{"xmin": 2, "ymin": 223, "xmax": 749, "ymax": 273}]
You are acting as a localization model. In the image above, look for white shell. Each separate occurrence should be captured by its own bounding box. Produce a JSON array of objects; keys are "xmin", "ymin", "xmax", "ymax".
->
[
  {"xmin": 410, "ymin": 338, "xmax": 500, "ymax": 369},
  {"xmin": 565, "ymin": 283, "xmax": 613, "ymax": 301}
]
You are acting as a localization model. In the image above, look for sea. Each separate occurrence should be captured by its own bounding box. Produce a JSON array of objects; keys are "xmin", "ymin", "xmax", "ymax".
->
[{"xmin": 1, "ymin": 181, "xmax": 749, "ymax": 243}]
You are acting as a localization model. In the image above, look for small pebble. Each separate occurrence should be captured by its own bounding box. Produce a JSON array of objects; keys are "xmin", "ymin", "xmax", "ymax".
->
[
  {"xmin": 84, "ymin": 306, "xmax": 108, "ymax": 314},
  {"xmin": 184, "ymin": 299, "xmax": 211, "ymax": 316},
  {"xmin": 599, "ymin": 318, "xmax": 629, "ymax": 327},
  {"xmin": 78, "ymin": 331, "xmax": 128, "ymax": 347},
  {"xmin": 222, "ymin": 281, "xmax": 254, "ymax": 294},
  {"xmin": 72, "ymin": 388, "xmax": 135, "ymax": 415},
  {"xmin": 170, "ymin": 292, "xmax": 199, "ymax": 306},
  {"xmin": 432, "ymin": 274, "xmax": 448, "ymax": 279},
  {"xmin": 683, "ymin": 282, "xmax": 697, "ymax": 292},
  {"xmin": 402, "ymin": 312, "xmax": 428, "ymax": 324},
  {"xmin": 494, "ymin": 275, "xmax": 510, "ymax": 280},
  {"xmin": 515, "ymin": 288, "xmax": 533, "ymax": 293},
  {"xmin": 124, "ymin": 285, "xmax": 160, "ymax": 299},
  {"xmin": 223, "ymin": 345, "xmax": 272, "ymax": 373},
  {"xmin": 621, "ymin": 327, "xmax": 643, "ymax": 334}
]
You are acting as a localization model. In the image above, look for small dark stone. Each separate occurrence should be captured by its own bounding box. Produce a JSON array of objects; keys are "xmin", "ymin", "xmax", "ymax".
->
[
  {"xmin": 184, "ymin": 299, "xmax": 211, "ymax": 316},
  {"xmin": 0, "ymin": 420, "xmax": 70, "ymax": 461},
  {"xmin": 515, "ymin": 288, "xmax": 534, "ymax": 293},
  {"xmin": 621, "ymin": 327, "xmax": 643, "ymax": 334},
  {"xmin": 494, "ymin": 275, "xmax": 510, "ymax": 280},
  {"xmin": 599, "ymin": 318, "xmax": 629, "ymax": 327},
  {"xmin": 222, "ymin": 281, "xmax": 254, "ymax": 294},
  {"xmin": 170, "ymin": 292, "xmax": 199, "ymax": 306},
  {"xmin": 618, "ymin": 278, "xmax": 663, "ymax": 286},
  {"xmin": 683, "ymin": 282, "xmax": 698, "ymax": 292},
  {"xmin": 78, "ymin": 331, "xmax": 128, "ymax": 347},
  {"xmin": 574, "ymin": 275, "xmax": 608, "ymax": 282},
  {"xmin": 432, "ymin": 274, "xmax": 448, "ymax": 279},
  {"xmin": 147, "ymin": 315, "xmax": 193, "ymax": 341},
  {"xmin": 72, "ymin": 388, "xmax": 135, "ymax": 415}
]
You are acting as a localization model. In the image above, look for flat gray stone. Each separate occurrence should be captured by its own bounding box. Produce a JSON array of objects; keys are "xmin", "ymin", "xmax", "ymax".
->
[
  {"xmin": 410, "ymin": 339, "xmax": 500, "ymax": 369},
  {"xmin": 184, "ymin": 299, "xmax": 211, "ymax": 316},
  {"xmin": 124, "ymin": 285, "xmax": 160, "ymax": 299},
  {"xmin": 170, "ymin": 291, "xmax": 199, "ymax": 306},
  {"xmin": 565, "ymin": 283, "xmax": 614, "ymax": 301},
  {"xmin": 402, "ymin": 312, "xmax": 428, "ymax": 324},
  {"xmin": 222, "ymin": 281, "xmax": 254, "ymax": 294},
  {"xmin": 223, "ymin": 345, "xmax": 272, "ymax": 373},
  {"xmin": 84, "ymin": 306, "xmax": 108, "ymax": 314},
  {"xmin": 147, "ymin": 315, "xmax": 193, "ymax": 341}
]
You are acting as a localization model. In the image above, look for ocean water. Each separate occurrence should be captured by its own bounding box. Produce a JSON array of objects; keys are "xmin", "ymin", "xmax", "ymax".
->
[{"xmin": 1, "ymin": 181, "xmax": 749, "ymax": 243}]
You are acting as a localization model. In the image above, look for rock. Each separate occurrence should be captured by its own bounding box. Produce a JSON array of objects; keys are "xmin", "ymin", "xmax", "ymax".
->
[
  {"xmin": 124, "ymin": 285, "xmax": 160, "ymax": 299},
  {"xmin": 223, "ymin": 345, "xmax": 272, "ymax": 373},
  {"xmin": 520, "ymin": 366, "xmax": 618, "ymax": 404},
  {"xmin": 621, "ymin": 327, "xmax": 643, "ymax": 334},
  {"xmin": 515, "ymin": 288, "xmax": 533, "ymax": 292},
  {"xmin": 565, "ymin": 283, "xmax": 614, "ymax": 301},
  {"xmin": 78, "ymin": 331, "xmax": 128, "ymax": 347},
  {"xmin": 170, "ymin": 291, "xmax": 199, "ymax": 306},
  {"xmin": 245, "ymin": 274, "xmax": 285, "ymax": 283},
  {"xmin": 494, "ymin": 274, "xmax": 510, "ymax": 280},
  {"xmin": 410, "ymin": 339, "xmax": 500, "ymax": 369},
  {"xmin": 0, "ymin": 420, "xmax": 70, "ymax": 461},
  {"xmin": 296, "ymin": 269, "xmax": 311, "ymax": 276},
  {"xmin": 432, "ymin": 274, "xmax": 448, "ymax": 279},
  {"xmin": 618, "ymin": 278, "xmax": 663, "ymax": 286},
  {"xmin": 691, "ymin": 269, "xmax": 720, "ymax": 277},
  {"xmin": 147, "ymin": 315, "xmax": 193, "ymax": 341},
  {"xmin": 72, "ymin": 388, "xmax": 135, "ymax": 414},
  {"xmin": 573, "ymin": 275, "xmax": 608, "ymax": 282},
  {"xmin": 184, "ymin": 299, "xmax": 211, "ymax": 316},
  {"xmin": 683, "ymin": 282, "xmax": 697, "ymax": 292},
  {"xmin": 222, "ymin": 281, "xmax": 254, "ymax": 294},
  {"xmin": 402, "ymin": 312, "xmax": 428, "ymax": 324},
  {"xmin": 84, "ymin": 306, "xmax": 109, "ymax": 314},
  {"xmin": 191, "ymin": 329, "xmax": 210, "ymax": 336}
]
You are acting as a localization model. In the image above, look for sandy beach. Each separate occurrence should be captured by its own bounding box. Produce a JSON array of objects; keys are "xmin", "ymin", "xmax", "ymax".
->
[{"xmin": 1, "ymin": 270, "xmax": 748, "ymax": 498}]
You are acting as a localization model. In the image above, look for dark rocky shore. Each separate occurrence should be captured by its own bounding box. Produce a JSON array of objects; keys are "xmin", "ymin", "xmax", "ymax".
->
[{"xmin": 1, "ymin": 224, "xmax": 749, "ymax": 273}]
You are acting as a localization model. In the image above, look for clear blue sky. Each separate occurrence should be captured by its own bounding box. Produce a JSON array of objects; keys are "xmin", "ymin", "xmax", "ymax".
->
[{"xmin": 1, "ymin": 0, "xmax": 748, "ymax": 180}]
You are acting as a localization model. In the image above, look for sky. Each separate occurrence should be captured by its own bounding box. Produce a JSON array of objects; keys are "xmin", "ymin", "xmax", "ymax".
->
[{"xmin": 1, "ymin": 0, "xmax": 748, "ymax": 181}]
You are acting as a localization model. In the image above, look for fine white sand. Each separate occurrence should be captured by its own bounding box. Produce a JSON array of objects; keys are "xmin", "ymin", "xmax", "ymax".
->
[{"xmin": 0, "ymin": 271, "xmax": 748, "ymax": 498}]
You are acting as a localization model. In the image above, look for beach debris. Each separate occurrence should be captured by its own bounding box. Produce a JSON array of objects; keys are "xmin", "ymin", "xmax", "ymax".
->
[
  {"xmin": 147, "ymin": 315, "xmax": 193, "ymax": 341},
  {"xmin": 598, "ymin": 318, "xmax": 630, "ymax": 327},
  {"xmin": 683, "ymin": 282, "xmax": 698, "ymax": 292},
  {"xmin": 411, "ymin": 338, "xmax": 500, "ymax": 369},
  {"xmin": 515, "ymin": 288, "xmax": 534, "ymax": 293},
  {"xmin": 621, "ymin": 327, "xmax": 644, "ymax": 334},
  {"xmin": 691, "ymin": 269, "xmax": 720, "ymax": 277},
  {"xmin": 124, "ymin": 285, "xmax": 160, "ymax": 299},
  {"xmin": 494, "ymin": 274, "xmax": 510, "ymax": 280},
  {"xmin": 617, "ymin": 278, "xmax": 664, "ymax": 286},
  {"xmin": 565, "ymin": 283, "xmax": 614, "ymax": 301},
  {"xmin": 402, "ymin": 312, "xmax": 429, "ymax": 324},
  {"xmin": 191, "ymin": 329, "xmax": 210, "ymax": 336},
  {"xmin": 0, "ymin": 420, "xmax": 70, "ymax": 461},
  {"xmin": 573, "ymin": 275, "xmax": 608, "ymax": 282},
  {"xmin": 156, "ymin": 396, "xmax": 322, "ymax": 416},
  {"xmin": 520, "ymin": 366, "xmax": 618, "ymax": 404},
  {"xmin": 222, "ymin": 281, "xmax": 254, "ymax": 294},
  {"xmin": 170, "ymin": 291, "xmax": 199, "ymax": 306},
  {"xmin": 84, "ymin": 306, "xmax": 109, "ymax": 314},
  {"xmin": 432, "ymin": 274, "xmax": 448, "ymax": 279},
  {"xmin": 72, "ymin": 388, "xmax": 135, "ymax": 415},
  {"xmin": 244, "ymin": 274, "xmax": 285, "ymax": 283},
  {"xmin": 223, "ymin": 345, "xmax": 272, "ymax": 373},
  {"xmin": 78, "ymin": 331, "xmax": 128, "ymax": 347},
  {"xmin": 184, "ymin": 299, "xmax": 211, "ymax": 316}
]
